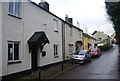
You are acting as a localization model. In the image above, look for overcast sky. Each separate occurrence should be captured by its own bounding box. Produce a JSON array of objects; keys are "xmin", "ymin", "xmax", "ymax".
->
[{"xmin": 32, "ymin": 0, "xmax": 114, "ymax": 35}]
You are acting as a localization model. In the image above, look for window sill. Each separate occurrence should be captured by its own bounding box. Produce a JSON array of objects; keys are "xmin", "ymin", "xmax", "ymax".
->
[
  {"xmin": 8, "ymin": 61, "xmax": 22, "ymax": 65},
  {"xmin": 8, "ymin": 14, "xmax": 22, "ymax": 19},
  {"xmin": 54, "ymin": 30, "xmax": 59, "ymax": 33},
  {"xmin": 54, "ymin": 55, "xmax": 59, "ymax": 58}
]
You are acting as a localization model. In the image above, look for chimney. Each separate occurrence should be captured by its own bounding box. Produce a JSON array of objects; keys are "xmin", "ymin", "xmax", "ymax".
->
[
  {"xmin": 68, "ymin": 18, "xmax": 73, "ymax": 24},
  {"xmin": 76, "ymin": 21, "xmax": 80, "ymax": 28},
  {"xmin": 65, "ymin": 15, "xmax": 69, "ymax": 22},
  {"xmin": 39, "ymin": 0, "xmax": 49, "ymax": 11},
  {"xmin": 65, "ymin": 15, "xmax": 73, "ymax": 24}
]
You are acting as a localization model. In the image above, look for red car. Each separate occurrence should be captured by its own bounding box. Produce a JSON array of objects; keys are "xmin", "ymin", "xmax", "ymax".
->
[{"xmin": 89, "ymin": 48, "xmax": 101, "ymax": 57}]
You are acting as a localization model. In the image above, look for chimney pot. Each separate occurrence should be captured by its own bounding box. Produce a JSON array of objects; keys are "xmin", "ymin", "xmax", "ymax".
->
[
  {"xmin": 65, "ymin": 15, "xmax": 73, "ymax": 24},
  {"xmin": 39, "ymin": 1, "xmax": 49, "ymax": 11},
  {"xmin": 68, "ymin": 18, "xmax": 73, "ymax": 24}
]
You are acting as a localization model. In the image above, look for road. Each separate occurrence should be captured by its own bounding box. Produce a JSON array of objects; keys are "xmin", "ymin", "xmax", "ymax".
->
[{"xmin": 57, "ymin": 45, "xmax": 118, "ymax": 79}]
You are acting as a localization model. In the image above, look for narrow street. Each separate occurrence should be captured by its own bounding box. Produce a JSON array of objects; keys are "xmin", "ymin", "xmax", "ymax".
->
[{"xmin": 57, "ymin": 45, "xmax": 118, "ymax": 79}]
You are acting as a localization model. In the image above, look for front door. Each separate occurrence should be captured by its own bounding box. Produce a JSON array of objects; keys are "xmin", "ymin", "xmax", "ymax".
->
[{"xmin": 31, "ymin": 45, "xmax": 38, "ymax": 71}]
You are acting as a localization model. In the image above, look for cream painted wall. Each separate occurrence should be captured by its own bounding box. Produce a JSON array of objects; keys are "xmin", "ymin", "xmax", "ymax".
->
[
  {"xmin": 0, "ymin": 1, "xmax": 2, "ymax": 78},
  {"xmin": 93, "ymin": 32, "xmax": 109, "ymax": 40},
  {"xmin": 23, "ymin": 2, "xmax": 63, "ymax": 67},
  {"xmin": 90, "ymin": 38, "xmax": 97, "ymax": 48},
  {"xmin": 65, "ymin": 24, "xmax": 83, "ymax": 60}
]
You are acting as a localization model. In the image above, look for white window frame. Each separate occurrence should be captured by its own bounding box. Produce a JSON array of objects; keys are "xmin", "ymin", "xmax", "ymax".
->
[
  {"xmin": 54, "ymin": 44, "xmax": 58, "ymax": 58},
  {"xmin": 9, "ymin": 0, "xmax": 20, "ymax": 17},
  {"xmin": 54, "ymin": 19, "xmax": 58, "ymax": 32},
  {"xmin": 8, "ymin": 42, "xmax": 14, "ymax": 62},
  {"xmin": 8, "ymin": 42, "xmax": 20, "ymax": 62}
]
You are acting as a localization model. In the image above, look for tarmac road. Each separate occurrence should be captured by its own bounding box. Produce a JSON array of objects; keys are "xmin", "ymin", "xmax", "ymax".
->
[{"xmin": 57, "ymin": 45, "xmax": 118, "ymax": 79}]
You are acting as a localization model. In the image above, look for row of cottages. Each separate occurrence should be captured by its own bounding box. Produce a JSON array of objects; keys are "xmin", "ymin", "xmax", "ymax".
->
[
  {"xmin": 63, "ymin": 15, "xmax": 83, "ymax": 60},
  {"xmin": 0, "ymin": 0, "xmax": 83, "ymax": 80},
  {"xmin": 83, "ymin": 33, "xmax": 97, "ymax": 50}
]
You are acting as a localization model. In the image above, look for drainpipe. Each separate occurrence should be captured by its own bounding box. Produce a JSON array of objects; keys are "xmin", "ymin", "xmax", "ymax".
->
[
  {"xmin": 0, "ymin": 1, "xmax": 2, "ymax": 81},
  {"xmin": 62, "ymin": 21, "xmax": 65, "ymax": 70}
]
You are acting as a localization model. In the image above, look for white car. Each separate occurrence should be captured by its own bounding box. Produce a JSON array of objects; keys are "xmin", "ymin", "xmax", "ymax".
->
[{"xmin": 71, "ymin": 50, "xmax": 91, "ymax": 64}]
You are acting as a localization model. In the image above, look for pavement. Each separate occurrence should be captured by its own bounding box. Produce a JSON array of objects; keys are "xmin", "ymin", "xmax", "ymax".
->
[{"xmin": 13, "ymin": 61, "xmax": 80, "ymax": 80}]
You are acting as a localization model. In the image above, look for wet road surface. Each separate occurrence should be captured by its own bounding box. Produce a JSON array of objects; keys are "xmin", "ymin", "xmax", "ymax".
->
[{"xmin": 57, "ymin": 45, "xmax": 118, "ymax": 79}]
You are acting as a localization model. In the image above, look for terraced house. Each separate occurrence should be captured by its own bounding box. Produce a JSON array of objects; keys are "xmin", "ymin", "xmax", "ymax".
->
[
  {"xmin": 83, "ymin": 33, "xmax": 97, "ymax": 50},
  {"xmin": 0, "ymin": 0, "xmax": 83, "ymax": 80},
  {"xmin": 62, "ymin": 15, "xmax": 83, "ymax": 60},
  {"xmin": 92, "ymin": 31, "xmax": 112, "ymax": 49}
]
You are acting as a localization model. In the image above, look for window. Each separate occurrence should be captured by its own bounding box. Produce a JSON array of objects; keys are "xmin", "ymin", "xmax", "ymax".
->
[
  {"xmin": 54, "ymin": 19, "xmax": 58, "ymax": 32},
  {"xmin": 79, "ymin": 32, "xmax": 81, "ymax": 39},
  {"xmin": 8, "ymin": 42, "xmax": 20, "ymax": 62},
  {"xmin": 97, "ymin": 38, "xmax": 102, "ymax": 41},
  {"xmin": 43, "ymin": 24, "xmax": 47, "ymax": 33},
  {"xmin": 54, "ymin": 45, "xmax": 58, "ymax": 58},
  {"xmin": 69, "ymin": 27, "xmax": 72, "ymax": 36},
  {"xmin": 69, "ymin": 44, "xmax": 73, "ymax": 55},
  {"xmin": 9, "ymin": 0, "xmax": 20, "ymax": 17}
]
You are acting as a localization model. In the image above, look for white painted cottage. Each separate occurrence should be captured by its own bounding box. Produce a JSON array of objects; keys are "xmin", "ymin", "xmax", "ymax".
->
[
  {"xmin": 62, "ymin": 15, "xmax": 83, "ymax": 60},
  {"xmin": 0, "ymin": 0, "xmax": 64, "ymax": 80},
  {"xmin": 0, "ymin": 0, "xmax": 83, "ymax": 80}
]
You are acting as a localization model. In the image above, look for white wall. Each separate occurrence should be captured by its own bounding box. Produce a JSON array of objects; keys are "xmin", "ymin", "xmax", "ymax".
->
[
  {"xmin": 23, "ymin": 2, "xmax": 63, "ymax": 67},
  {"xmin": 0, "ymin": 1, "xmax": 2, "ymax": 79},
  {"xmin": 65, "ymin": 24, "xmax": 83, "ymax": 60},
  {"xmin": 90, "ymin": 38, "xmax": 97, "ymax": 48},
  {"xmin": 2, "ymin": 2, "xmax": 29, "ymax": 76},
  {"xmin": 93, "ymin": 32, "xmax": 108, "ymax": 41},
  {"xmin": 2, "ymin": 1, "xmax": 63, "ymax": 76}
]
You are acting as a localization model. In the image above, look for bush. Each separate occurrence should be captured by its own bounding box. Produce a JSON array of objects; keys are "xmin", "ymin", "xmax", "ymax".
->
[{"xmin": 98, "ymin": 43, "xmax": 111, "ymax": 51}]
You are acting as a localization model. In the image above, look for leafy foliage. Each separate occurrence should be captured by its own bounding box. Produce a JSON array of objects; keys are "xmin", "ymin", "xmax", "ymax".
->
[
  {"xmin": 98, "ymin": 38, "xmax": 112, "ymax": 50},
  {"xmin": 105, "ymin": 2, "xmax": 120, "ymax": 46}
]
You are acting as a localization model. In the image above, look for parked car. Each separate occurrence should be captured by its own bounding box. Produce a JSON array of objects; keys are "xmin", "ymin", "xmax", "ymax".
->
[
  {"xmin": 71, "ymin": 50, "xmax": 91, "ymax": 64},
  {"xmin": 89, "ymin": 48, "xmax": 101, "ymax": 57}
]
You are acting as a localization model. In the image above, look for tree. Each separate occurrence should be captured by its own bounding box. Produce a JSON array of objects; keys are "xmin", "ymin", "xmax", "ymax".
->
[{"xmin": 105, "ymin": 2, "xmax": 120, "ymax": 47}]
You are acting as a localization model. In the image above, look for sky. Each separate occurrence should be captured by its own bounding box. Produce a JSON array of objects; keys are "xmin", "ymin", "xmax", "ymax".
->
[{"xmin": 32, "ymin": 0, "xmax": 114, "ymax": 35}]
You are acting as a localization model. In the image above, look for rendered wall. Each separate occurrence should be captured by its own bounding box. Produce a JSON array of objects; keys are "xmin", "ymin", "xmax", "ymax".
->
[
  {"xmin": 2, "ymin": 2, "xmax": 26, "ymax": 76},
  {"xmin": 93, "ymin": 32, "xmax": 108, "ymax": 40},
  {"xmin": 65, "ymin": 24, "xmax": 83, "ymax": 60},
  {"xmin": 1, "ymin": 1, "xmax": 63, "ymax": 76},
  {"xmin": 23, "ymin": 2, "xmax": 63, "ymax": 67}
]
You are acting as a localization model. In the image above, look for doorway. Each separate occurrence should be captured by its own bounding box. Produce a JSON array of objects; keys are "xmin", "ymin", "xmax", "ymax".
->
[{"xmin": 31, "ymin": 45, "xmax": 38, "ymax": 71}]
